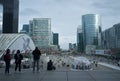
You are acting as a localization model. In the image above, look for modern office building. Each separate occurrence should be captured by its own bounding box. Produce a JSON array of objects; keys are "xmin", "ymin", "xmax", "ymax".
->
[
  {"xmin": 77, "ymin": 26, "xmax": 84, "ymax": 53},
  {"xmin": 0, "ymin": 6, "xmax": 2, "ymax": 33},
  {"xmin": 29, "ymin": 18, "xmax": 52, "ymax": 51},
  {"xmin": 69, "ymin": 43, "xmax": 76, "ymax": 50},
  {"xmin": 82, "ymin": 14, "xmax": 102, "ymax": 50},
  {"xmin": 53, "ymin": 33, "xmax": 59, "ymax": 45},
  {"xmin": 0, "ymin": 0, "xmax": 19, "ymax": 33},
  {"xmin": 73, "ymin": 43, "xmax": 77, "ymax": 49},
  {"xmin": 69, "ymin": 43, "xmax": 73, "ymax": 50},
  {"xmin": 102, "ymin": 23, "xmax": 120, "ymax": 50},
  {"xmin": 20, "ymin": 24, "xmax": 29, "ymax": 34},
  {"xmin": 0, "ymin": 22, "xmax": 2, "ymax": 33}
]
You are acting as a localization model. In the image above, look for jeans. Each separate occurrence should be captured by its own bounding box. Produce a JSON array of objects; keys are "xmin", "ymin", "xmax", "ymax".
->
[
  {"xmin": 33, "ymin": 59, "xmax": 40, "ymax": 71},
  {"xmin": 15, "ymin": 62, "xmax": 21, "ymax": 72},
  {"xmin": 5, "ymin": 62, "xmax": 10, "ymax": 74}
]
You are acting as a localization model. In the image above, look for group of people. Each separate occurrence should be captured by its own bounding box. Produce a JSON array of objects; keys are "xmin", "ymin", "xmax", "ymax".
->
[
  {"xmin": 4, "ymin": 49, "xmax": 23, "ymax": 74},
  {"xmin": 31, "ymin": 47, "xmax": 56, "ymax": 71},
  {"xmin": 3, "ymin": 47, "xmax": 55, "ymax": 74}
]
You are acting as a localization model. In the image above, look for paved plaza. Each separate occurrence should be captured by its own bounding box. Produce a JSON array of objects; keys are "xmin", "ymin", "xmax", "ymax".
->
[
  {"xmin": 0, "ymin": 65, "xmax": 120, "ymax": 81},
  {"xmin": 0, "ymin": 54, "xmax": 120, "ymax": 81}
]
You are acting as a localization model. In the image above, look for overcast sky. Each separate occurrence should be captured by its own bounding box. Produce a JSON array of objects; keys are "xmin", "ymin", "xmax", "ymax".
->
[{"xmin": 0, "ymin": 0, "xmax": 120, "ymax": 49}]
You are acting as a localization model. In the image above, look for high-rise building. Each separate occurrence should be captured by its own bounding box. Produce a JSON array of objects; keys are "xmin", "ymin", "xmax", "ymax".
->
[
  {"xmin": 20, "ymin": 24, "xmax": 29, "ymax": 34},
  {"xmin": 22, "ymin": 24, "xmax": 29, "ymax": 33},
  {"xmin": 69, "ymin": 43, "xmax": 76, "ymax": 50},
  {"xmin": 77, "ymin": 25, "xmax": 84, "ymax": 53},
  {"xmin": 102, "ymin": 23, "xmax": 120, "ymax": 49},
  {"xmin": 0, "ymin": 5, "xmax": 2, "ymax": 33},
  {"xmin": 53, "ymin": 33, "xmax": 59, "ymax": 45},
  {"xmin": 53, "ymin": 33, "xmax": 60, "ymax": 50},
  {"xmin": 29, "ymin": 18, "xmax": 52, "ymax": 50},
  {"xmin": 0, "ymin": 0, "xmax": 19, "ymax": 33},
  {"xmin": 0, "ymin": 24, "xmax": 2, "ymax": 33},
  {"xmin": 82, "ymin": 14, "xmax": 102, "ymax": 50},
  {"xmin": 69, "ymin": 43, "xmax": 73, "ymax": 50}
]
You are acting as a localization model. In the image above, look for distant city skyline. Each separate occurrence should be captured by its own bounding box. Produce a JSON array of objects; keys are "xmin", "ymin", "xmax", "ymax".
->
[{"xmin": 0, "ymin": 0, "xmax": 120, "ymax": 49}]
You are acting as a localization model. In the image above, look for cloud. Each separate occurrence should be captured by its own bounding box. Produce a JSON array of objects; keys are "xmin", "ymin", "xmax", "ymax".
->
[
  {"xmin": 18, "ymin": 0, "xmax": 120, "ymax": 49},
  {"xmin": 92, "ymin": 0, "xmax": 120, "ymax": 16},
  {"xmin": 20, "ymin": 8, "xmax": 40, "ymax": 16},
  {"xmin": 60, "ymin": 35, "xmax": 76, "ymax": 49}
]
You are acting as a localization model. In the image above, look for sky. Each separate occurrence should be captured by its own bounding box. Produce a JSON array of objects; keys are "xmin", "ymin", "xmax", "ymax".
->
[{"xmin": 0, "ymin": 0, "xmax": 120, "ymax": 49}]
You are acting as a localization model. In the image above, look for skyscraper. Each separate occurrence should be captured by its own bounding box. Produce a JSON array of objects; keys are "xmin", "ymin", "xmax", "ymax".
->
[
  {"xmin": 82, "ymin": 14, "xmax": 102, "ymax": 50},
  {"xmin": 22, "ymin": 24, "xmax": 29, "ymax": 33},
  {"xmin": 77, "ymin": 25, "xmax": 84, "ymax": 53},
  {"xmin": 0, "ymin": 0, "xmax": 19, "ymax": 33},
  {"xmin": 102, "ymin": 23, "xmax": 120, "ymax": 49},
  {"xmin": 20, "ymin": 24, "xmax": 29, "ymax": 34},
  {"xmin": 53, "ymin": 33, "xmax": 59, "ymax": 45},
  {"xmin": 0, "ymin": 24, "xmax": 2, "ymax": 33},
  {"xmin": 52, "ymin": 33, "xmax": 60, "ymax": 50},
  {"xmin": 29, "ymin": 18, "xmax": 52, "ymax": 50}
]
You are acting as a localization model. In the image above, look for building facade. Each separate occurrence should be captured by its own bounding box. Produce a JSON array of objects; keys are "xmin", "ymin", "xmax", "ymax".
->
[
  {"xmin": 0, "ymin": 5, "xmax": 2, "ymax": 33},
  {"xmin": 82, "ymin": 14, "xmax": 102, "ymax": 50},
  {"xmin": 102, "ymin": 23, "xmax": 120, "ymax": 49},
  {"xmin": 22, "ymin": 24, "xmax": 29, "ymax": 33},
  {"xmin": 29, "ymin": 18, "xmax": 52, "ymax": 51},
  {"xmin": 0, "ymin": 23, "xmax": 2, "ymax": 33},
  {"xmin": 53, "ymin": 33, "xmax": 59, "ymax": 45},
  {"xmin": 69, "ymin": 43, "xmax": 77, "ymax": 50},
  {"xmin": 0, "ymin": 0, "xmax": 19, "ymax": 33},
  {"xmin": 77, "ymin": 26, "xmax": 84, "ymax": 53},
  {"xmin": 20, "ymin": 24, "xmax": 29, "ymax": 34}
]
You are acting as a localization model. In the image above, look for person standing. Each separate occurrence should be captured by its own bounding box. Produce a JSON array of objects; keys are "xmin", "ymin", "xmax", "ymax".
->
[
  {"xmin": 32, "ymin": 47, "xmax": 41, "ymax": 72},
  {"xmin": 14, "ymin": 50, "xmax": 23, "ymax": 72},
  {"xmin": 4, "ymin": 49, "xmax": 11, "ymax": 74}
]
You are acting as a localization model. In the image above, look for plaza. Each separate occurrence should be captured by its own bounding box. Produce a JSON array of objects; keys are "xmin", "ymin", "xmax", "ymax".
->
[
  {"xmin": 0, "ymin": 54, "xmax": 120, "ymax": 81},
  {"xmin": 0, "ymin": 67, "xmax": 120, "ymax": 81}
]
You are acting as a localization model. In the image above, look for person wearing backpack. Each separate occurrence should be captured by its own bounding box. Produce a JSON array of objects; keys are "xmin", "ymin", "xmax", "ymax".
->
[
  {"xmin": 14, "ymin": 50, "xmax": 23, "ymax": 72},
  {"xmin": 4, "ymin": 49, "xmax": 11, "ymax": 74}
]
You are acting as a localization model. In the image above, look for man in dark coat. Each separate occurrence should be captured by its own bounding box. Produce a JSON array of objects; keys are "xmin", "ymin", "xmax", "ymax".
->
[
  {"xmin": 32, "ymin": 47, "xmax": 41, "ymax": 72},
  {"xmin": 14, "ymin": 50, "xmax": 23, "ymax": 72}
]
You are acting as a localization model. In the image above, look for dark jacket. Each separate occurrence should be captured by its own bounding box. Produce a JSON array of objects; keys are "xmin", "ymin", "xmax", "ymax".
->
[
  {"xmin": 14, "ymin": 53, "xmax": 23, "ymax": 63},
  {"xmin": 4, "ymin": 53, "xmax": 11, "ymax": 62},
  {"xmin": 47, "ymin": 60, "xmax": 53, "ymax": 70},
  {"xmin": 32, "ymin": 49, "xmax": 41, "ymax": 60}
]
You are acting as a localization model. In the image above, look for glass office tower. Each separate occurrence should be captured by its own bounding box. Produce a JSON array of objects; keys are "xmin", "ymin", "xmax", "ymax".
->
[
  {"xmin": 0, "ymin": 0, "xmax": 19, "ymax": 33},
  {"xmin": 53, "ymin": 33, "xmax": 59, "ymax": 45},
  {"xmin": 82, "ymin": 14, "xmax": 102, "ymax": 49},
  {"xmin": 29, "ymin": 18, "xmax": 52, "ymax": 49},
  {"xmin": 77, "ymin": 26, "xmax": 84, "ymax": 53}
]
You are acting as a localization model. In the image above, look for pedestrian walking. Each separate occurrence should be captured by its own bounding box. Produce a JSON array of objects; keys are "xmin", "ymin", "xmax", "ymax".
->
[
  {"xmin": 32, "ymin": 47, "xmax": 41, "ymax": 72},
  {"xmin": 14, "ymin": 50, "xmax": 23, "ymax": 72},
  {"xmin": 4, "ymin": 49, "xmax": 11, "ymax": 74}
]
